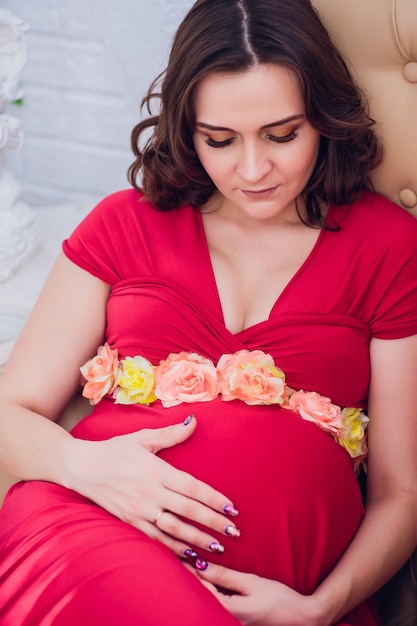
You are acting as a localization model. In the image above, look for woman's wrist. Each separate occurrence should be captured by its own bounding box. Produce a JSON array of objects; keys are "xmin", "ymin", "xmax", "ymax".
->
[
  {"xmin": 59, "ymin": 435, "xmax": 94, "ymax": 493},
  {"xmin": 283, "ymin": 592, "xmax": 331, "ymax": 626},
  {"xmin": 304, "ymin": 587, "xmax": 342, "ymax": 626}
]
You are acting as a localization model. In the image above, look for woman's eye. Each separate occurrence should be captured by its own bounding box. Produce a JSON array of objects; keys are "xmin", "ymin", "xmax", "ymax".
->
[
  {"xmin": 267, "ymin": 132, "xmax": 297, "ymax": 143},
  {"xmin": 205, "ymin": 137, "xmax": 234, "ymax": 148}
]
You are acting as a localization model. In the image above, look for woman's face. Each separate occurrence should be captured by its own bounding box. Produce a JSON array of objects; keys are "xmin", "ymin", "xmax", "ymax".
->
[{"xmin": 192, "ymin": 63, "xmax": 321, "ymax": 223}]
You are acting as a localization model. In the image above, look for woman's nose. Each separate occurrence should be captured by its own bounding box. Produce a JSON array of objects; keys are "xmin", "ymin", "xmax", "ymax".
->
[{"xmin": 236, "ymin": 142, "xmax": 273, "ymax": 183}]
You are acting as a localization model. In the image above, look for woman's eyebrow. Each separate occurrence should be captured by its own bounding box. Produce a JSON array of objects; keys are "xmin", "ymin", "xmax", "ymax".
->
[{"xmin": 195, "ymin": 114, "xmax": 305, "ymax": 132}]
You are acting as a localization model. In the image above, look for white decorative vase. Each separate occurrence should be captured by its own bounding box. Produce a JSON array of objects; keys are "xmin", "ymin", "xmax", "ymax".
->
[{"xmin": 0, "ymin": 8, "xmax": 40, "ymax": 283}]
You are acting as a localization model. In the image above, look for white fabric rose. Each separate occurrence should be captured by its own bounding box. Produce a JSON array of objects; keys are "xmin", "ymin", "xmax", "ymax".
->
[
  {"xmin": 0, "ymin": 114, "xmax": 23, "ymax": 151},
  {"xmin": 0, "ymin": 9, "xmax": 28, "ymax": 110}
]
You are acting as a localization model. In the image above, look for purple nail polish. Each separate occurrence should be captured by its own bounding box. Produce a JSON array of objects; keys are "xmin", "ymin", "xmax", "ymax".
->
[
  {"xmin": 196, "ymin": 558, "xmax": 209, "ymax": 571},
  {"xmin": 183, "ymin": 414, "xmax": 194, "ymax": 426},
  {"xmin": 225, "ymin": 525, "xmax": 241, "ymax": 538},
  {"xmin": 223, "ymin": 504, "xmax": 239, "ymax": 517},
  {"xmin": 208, "ymin": 542, "xmax": 225, "ymax": 554},
  {"xmin": 184, "ymin": 548, "xmax": 198, "ymax": 559}
]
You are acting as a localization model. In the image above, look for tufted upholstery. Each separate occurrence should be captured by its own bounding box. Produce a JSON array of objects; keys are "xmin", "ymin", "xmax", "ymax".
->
[{"xmin": 312, "ymin": 0, "xmax": 417, "ymax": 217}]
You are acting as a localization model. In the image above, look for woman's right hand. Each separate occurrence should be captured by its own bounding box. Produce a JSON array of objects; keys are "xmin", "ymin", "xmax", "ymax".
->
[{"xmin": 64, "ymin": 415, "xmax": 240, "ymax": 558}]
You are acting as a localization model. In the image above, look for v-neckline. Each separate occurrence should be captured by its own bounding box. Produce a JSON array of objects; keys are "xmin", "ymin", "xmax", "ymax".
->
[{"xmin": 196, "ymin": 206, "xmax": 333, "ymax": 334}]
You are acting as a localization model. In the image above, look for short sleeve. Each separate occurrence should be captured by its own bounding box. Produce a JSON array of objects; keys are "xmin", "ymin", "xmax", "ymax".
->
[
  {"xmin": 62, "ymin": 189, "xmax": 144, "ymax": 285},
  {"xmin": 368, "ymin": 212, "xmax": 417, "ymax": 340}
]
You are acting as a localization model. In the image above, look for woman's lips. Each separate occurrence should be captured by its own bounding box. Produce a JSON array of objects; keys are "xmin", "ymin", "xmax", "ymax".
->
[{"xmin": 241, "ymin": 186, "xmax": 278, "ymax": 199}]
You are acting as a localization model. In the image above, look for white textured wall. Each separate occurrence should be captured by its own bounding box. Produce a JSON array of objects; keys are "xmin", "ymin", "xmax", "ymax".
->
[{"xmin": 2, "ymin": 0, "xmax": 194, "ymax": 206}]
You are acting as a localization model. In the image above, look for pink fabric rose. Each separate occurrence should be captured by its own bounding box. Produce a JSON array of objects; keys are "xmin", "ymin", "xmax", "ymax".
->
[
  {"xmin": 287, "ymin": 390, "xmax": 343, "ymax": 435},
  {"xmin": 80, "ymin": 342, "xmax": 119, "ymax": 405},
  {"xmin": 154, "ymin": 351, "xmax": 218, "ymax": 408},
  {"xmin": 217, "ymin": 349, "xmax": 286, "ymax": 405}
]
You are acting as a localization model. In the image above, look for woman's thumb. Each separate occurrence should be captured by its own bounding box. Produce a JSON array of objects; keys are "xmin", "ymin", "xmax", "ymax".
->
[{"xmin": 138, "ymin": 414, "xmax": 197, "ymax": 453}]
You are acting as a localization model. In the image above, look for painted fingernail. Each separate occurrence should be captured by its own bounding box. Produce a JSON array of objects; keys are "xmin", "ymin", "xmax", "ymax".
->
[
  {"xmin": 208, "ymin": 542, "xmax": 225, "ymax": 554},
  {"xmin": 225, "ymin": 525, "xmax": 241, "ymax": 538},
  {"xmin": 195, "ymin": 558, "xmax": 209, "ymax": 571},
  {"xmin": 183, "ymin": 414, "xmax": 194, "ymax": 426},
  {"xmin": 184, "ymin": 548, "xmax": 198, "ymax": 559},
  {"xmin": 223, "ymin": 504, "xmax": 239, "ymax": 517}
]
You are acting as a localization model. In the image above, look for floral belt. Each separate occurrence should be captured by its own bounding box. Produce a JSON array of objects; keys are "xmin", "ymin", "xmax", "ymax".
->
[{"xmin": 80, "ymin": 344, "xmax": 368, "ymax": 466}]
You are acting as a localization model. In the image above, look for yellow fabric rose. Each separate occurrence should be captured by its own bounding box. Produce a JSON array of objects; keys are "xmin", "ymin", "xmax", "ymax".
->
[
  {"xmin": 113, "ymin": 356, "xmax": 157, "ymax": 405},
  {"xmin": 338, "ymin": 407, "xmax": 369, "ymax": 458}
]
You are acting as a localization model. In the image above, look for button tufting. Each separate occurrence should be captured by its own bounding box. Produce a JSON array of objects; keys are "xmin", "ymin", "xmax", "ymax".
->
[
  {"xmin": 403, "ymin": 62, "xmax": 417, "ymax": 83},
  {"xmin": 399, "ymin": 188, "xmax": 417, "ymax": 209}
]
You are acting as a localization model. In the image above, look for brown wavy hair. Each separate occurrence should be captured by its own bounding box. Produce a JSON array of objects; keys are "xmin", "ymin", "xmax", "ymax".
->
[{"xmin": 128, "ymin": 0, "xmax": 381, "ymax": 227}]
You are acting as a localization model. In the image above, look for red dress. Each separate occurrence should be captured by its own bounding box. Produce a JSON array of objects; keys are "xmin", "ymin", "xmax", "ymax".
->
[{"xmin": 2, "ymin": 189, "xmax": 417, "ymax": 625}]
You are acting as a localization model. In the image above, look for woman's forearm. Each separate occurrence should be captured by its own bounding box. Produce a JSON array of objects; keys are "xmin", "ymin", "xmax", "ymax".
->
[
  {"xmin": 0, "ymin": 255, "xmax": 110, "ymax": 489},
  {"xmin": 311, "ymin": 493, "xmax": 417, "ymax": 625},
  {"xmin": 0, "ymin": 399, "xmax": 79, "ymax": 487}
]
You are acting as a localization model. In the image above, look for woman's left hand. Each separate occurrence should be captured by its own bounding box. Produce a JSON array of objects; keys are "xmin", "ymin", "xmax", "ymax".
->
[{"xmin": 187, "ymin": 561, "xmax": 318, "ymax": 626}]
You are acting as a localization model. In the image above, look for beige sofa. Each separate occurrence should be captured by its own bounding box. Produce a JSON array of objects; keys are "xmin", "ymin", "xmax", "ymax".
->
[{"xmin": 313, "ymin": 0, "xmax": 417, "ymax": 216}]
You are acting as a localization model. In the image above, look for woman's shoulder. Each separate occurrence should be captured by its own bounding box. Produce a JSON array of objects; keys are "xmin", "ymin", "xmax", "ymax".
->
[
  {"xmin": 63, "ymin": 189, "xmax": 199, "ymax": 283},
  {"xmin": 88, "ymin": 189, "xmax": 194, "ymax": 224},
  {"xmin": 78, "ymin": 189, "xmax": 200, "ymax": 248},
  {"xmin": 334, "ymin": 190, "xmax": 417, "ymax": 243}
]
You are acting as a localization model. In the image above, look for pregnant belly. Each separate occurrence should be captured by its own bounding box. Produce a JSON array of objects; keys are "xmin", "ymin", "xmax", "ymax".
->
[{"xmin": 72, "ymin": 397, "xmax": 364, "ymax": 593}]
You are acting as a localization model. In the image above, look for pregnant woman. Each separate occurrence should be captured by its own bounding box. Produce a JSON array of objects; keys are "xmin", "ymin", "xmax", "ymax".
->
[{"xmin": 1, "ymin": 1, "xmax": 416, "ymax": 624}]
